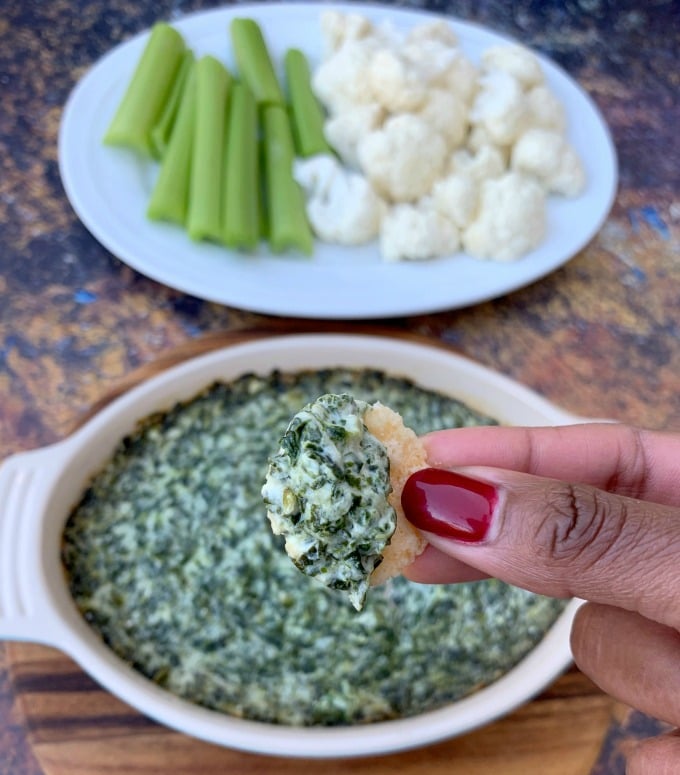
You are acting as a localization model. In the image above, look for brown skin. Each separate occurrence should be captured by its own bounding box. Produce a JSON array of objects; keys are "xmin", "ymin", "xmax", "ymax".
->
[{"xmin": 402, "ymin": 423, "xmax": 680, "ymax": 775}]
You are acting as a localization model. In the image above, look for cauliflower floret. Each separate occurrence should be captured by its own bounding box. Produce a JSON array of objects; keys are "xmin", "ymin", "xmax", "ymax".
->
[
  {"xmin": 320, "ymin": 10, "xmax": 374, "ymax": 57},
  {"xmin": 470, "ymin": 70, "xmax": 528, "ymax": 145},
  {"xmin": 407, "ymin": 19, "xmax": 458, "ymax": 47},
  {"xmin": 481, "ymin": 44, "xmax": 544, "ymax": 90},
  {"xmin": 368, "ymin": 48, "xmax": 427, "ymax": 112},
  {"xmin": 401, "ymin": 38, "xmax": 457, "ymax": 84},
  {"xmin": 324, "ymin": 104, "xmax": 384, "ymax": 169},
  {"xmin": 307, "ymin": 10, "xmax": 585, "ymax": 265},
  {"xmin": 357, "ymin": 114, "xmax": 448, "ymax": 203},
  {"xmin": 525, "ymin": 85, "xmax": 567, "ymax": 133},
  {"xmin": 550, "ymin": 146, "xmax": 586, "ymax": 197},
  {"xmin": 449, "ymin": 145, "xmax": 506, "ymax": 182},
  {"xmin": 432, "ymin": 49, "xmax": 479, "ymax": 105},
  {"xmin": 511, "ymin": 128, "xmax": 586, "ymax": 196},
  {"xmin": 466, "ymin": 125, "xmax": 511, "ymax": 164},
  {"xmin": 431, "ymin": 173, "xmax": 479, "ymax": 229},
  {"xmin": 417, "ymin": 88, "xmax": 468, "ymax": 148},
  {"xmin": 462, "ymin": 171, "xmax": 546, "ymax": 261},
  {"xmin": 372, "ymin": 19, "xmax": 406, "ymax": 50},
  {"xmin": 312, "ymin": 38, "xmax": 380, "ymax": 116},
  {"xmin": 294, "ymin": 154, "xmax": 386, "ymax": 245},
  {"xmin": 380, "ymin": 199, "xmax": 460, "ymax": 261}
]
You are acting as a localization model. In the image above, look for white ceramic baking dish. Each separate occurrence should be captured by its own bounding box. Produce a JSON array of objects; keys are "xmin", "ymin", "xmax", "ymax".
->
[{"xmin": 0, "ymin": 333, "xmax": 583, "ymax": 758}]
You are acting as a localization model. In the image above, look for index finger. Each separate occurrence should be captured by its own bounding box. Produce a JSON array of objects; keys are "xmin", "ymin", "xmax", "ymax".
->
[{"xmin": 423, "ymin": 423, "xmax": 680, "ymax": 507}]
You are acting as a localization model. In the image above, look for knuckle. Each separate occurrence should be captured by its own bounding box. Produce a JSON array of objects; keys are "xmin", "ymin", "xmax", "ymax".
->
[
  {"xmin": 606, "ymin": 425, "xmax": 650, "ymax": 499},
  {"xmin": 534, "ymin": 483, "xmax": 627, "ymax": 568}
]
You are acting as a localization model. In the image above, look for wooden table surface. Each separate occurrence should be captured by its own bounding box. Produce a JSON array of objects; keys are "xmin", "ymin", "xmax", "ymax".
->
[{"xmin": 1, "ymin": 0, "xmax": 678, "ymax": 773}]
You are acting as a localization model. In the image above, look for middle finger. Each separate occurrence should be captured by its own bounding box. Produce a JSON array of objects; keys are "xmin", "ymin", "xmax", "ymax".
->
[{"xmin": 571, "ymin": 603, "xmax": 680, "ymax": 727}]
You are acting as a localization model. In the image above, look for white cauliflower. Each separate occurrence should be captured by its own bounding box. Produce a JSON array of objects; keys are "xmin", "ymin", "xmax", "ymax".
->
[
  {"xmin": 462, "ymin": 171, "xmax": 546, "ymax": 261},
  {"xmin": 525, "ymin": 84, "xmax": 567, "ymax": 133},
  {"xmin": 470, "ymin": 70, "xmax": 528, "ymax": 145},
  {"xmin": 465, "ymin": 125, "xmax": 511, "ymax": 164},
  {"xmin": 312, "ymin": 38, "xmax": 379, "ymax": 116},
  {"xmin": 367, "ymin": 48, "xmax": 427, "ymax": 112},
  {"xmin": 406, "ymin": 19, "xmax": 458, "ymax": 47},
  {"xmin": 434, "ymin": 50, "xmax": 479, "ymax": 105},
  {"xmin": 449, "ymin": 145, "xmax": 506, "ymax": 182},
  {"xmin": 417, "ymin": 88, "xmax": 468, "ymax": 148},
  {"xmin": 357, "ymin": 114, "xmax": 448, "ymax": 202},
  {"xmin": 481, "ymin": 44, "xmax": 544, "ymax": 89},
  {"xmin": 511, "ymin": 128, "xmax": 586, "ymax": 196},
  {"xmin": 380, "ymin": 199, "xmax": 460, "ymax": 261},
  {"xmin": 320, "ymin": 10, "xmax": 373, "ymax": 57},
  {"xmin": 307, "ymin": 10, "xmax": 587, "ymax": 265},
  {"xmin": 402, "ymin": 38, "xmax": 458, "ymax": 84},
  {"xmin": 431, "ymin": 173, "xmax": 479, "ymax": 228},
  {"xmin": 324, "ymin": 103, "xmax": 384, "ymax": 169},
  {"xmin": 294, "ymin": 154, "xmax": 386, "ymax": 245}
]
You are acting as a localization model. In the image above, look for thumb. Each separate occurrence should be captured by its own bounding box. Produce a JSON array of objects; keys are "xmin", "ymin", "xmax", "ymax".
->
[{"xmin": 401, "ymin": 467, "xmax": 680, "ymax": 631}]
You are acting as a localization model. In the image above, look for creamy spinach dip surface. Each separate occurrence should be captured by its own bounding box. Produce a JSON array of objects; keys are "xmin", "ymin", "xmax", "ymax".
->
[{"xmin": 62, "ymin": 368, "xmax": 566, "ymax": 727}]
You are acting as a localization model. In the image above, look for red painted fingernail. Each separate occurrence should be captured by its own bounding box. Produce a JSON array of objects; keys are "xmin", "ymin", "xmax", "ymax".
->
[{"xmin": 401, "ymin": 468, "xmax": 497, "ymax": 542}]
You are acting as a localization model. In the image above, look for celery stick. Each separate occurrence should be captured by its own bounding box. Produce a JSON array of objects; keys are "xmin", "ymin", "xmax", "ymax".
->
[
  {"xmin": 284, "ymin": 48, "xmax": 332, "ymax": 158},
  {"xmin": 258, "ymin": 134, "xmax": 269, "ymax": 241},
  {"xmin": 147, "ymin": 64, "xmax": 196, "ymax": 225},
  {"xmin": 104, "ymin": 23, "xmax": 186, "ymax": 156},
  {"xmin": 150, "ymin": 48, "xmax": 195, "ymax": 160},
  {"xmin": 262, "ymin": 105, "xmax": 314, "ymax": 255},
  {"xmin": 223, "ymin": 82, "xmax": 261, "ymax": 250},
  {"xmin": 230, "ymin": 18, "xmax": 284, "ymax": 106},
  {"xmin": 187, "ymin": 55, "xmax": 231, "ymax": 243}
]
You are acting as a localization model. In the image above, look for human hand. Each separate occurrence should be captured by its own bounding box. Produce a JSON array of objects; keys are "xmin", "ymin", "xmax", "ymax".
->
[{"xmin": 401, "ymin": 423, "xmax": 680, "ymax": 775}]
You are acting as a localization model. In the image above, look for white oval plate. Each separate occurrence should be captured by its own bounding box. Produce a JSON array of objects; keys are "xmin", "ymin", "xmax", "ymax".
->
[{"xmin": 59, "ymin": 2, "xmax": 618, "ymax": 319}]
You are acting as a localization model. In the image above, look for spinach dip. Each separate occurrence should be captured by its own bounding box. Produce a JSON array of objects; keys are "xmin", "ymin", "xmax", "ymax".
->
[
  {"xmin": 263, "ymin": 393, "xmax": 395, "ymax": 611},
  {"xmin": 62, "ymin": 368, "xmax": 566, "ymax": 727}
]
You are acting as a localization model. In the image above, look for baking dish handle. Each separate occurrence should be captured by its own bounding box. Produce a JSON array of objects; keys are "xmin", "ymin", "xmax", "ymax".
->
[{"xmin": 0, "ymin": 446, "xmax": 65, "ymax": 644}]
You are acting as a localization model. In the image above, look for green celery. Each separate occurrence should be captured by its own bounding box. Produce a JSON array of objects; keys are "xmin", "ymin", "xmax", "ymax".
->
[
  {"xmin": 187, "ymin": 55, "xmax": 232, "ymax": 243},
  {"xmin": 150, "ymin": 48, "xmax": 195, "ymax": 160},
  {"xmin": 230, "ymin": 18, "xmax": 284, "ymax": 106},
  {"xmin": 262, "ymin": 105, "xmax": 314, "ymax": 255},
  {"xmin": 284, "ymin": 48, "xmax": 332, "ymax": 158},
  {"xmin": 146, "ymin": 64, "xmax": 196, "ymax": 225},
  {"xmin": 223, "ymin": 82, "xmax": 261, "ymax": 250},
  {"xmin": 104, "ymin": 23, "xmax": 186, "ymax": 156}
]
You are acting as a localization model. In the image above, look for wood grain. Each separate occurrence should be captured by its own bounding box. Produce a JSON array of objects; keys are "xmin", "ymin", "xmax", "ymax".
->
[{"xmin": 6, "ymin": 330, "xmax": 616, "ymax": 774}]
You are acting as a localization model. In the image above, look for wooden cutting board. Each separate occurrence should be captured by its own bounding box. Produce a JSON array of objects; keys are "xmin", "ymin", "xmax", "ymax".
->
[{"xmin": 5, "ymin": 330, "xmax": 616, "ymax": 774}]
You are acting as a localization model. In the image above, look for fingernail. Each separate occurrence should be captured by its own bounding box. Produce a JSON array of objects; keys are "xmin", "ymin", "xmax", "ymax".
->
[{"xmin": 401, "ymin": 468, "xmax": 497, "ymax": 542}]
